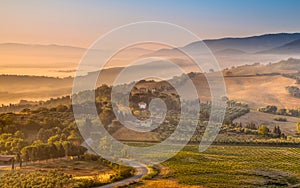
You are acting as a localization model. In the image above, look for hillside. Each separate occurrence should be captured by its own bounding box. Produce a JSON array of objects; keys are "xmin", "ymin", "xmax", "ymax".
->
[
  {"xmin": 223, "ymin": 58, "xmax": 300, "ymax": 76},
  {"xmin": 0, "ymin": 43, "xmax": 86, "ymax": 77},
  {"xmin": 142, "ymin": 33, "xmax": 300, "ymax": 68},
  {"xmin": 2, "ymin": 33, "xmax": 300, "ymax": 79},
  {"xmin": 184, "ymin": 33, "xmax": 300, "ymax": 53},
  {"xmin": 224, "ymin": 75, "xmax": 300, "ymax": 108},
  {"xmin": 261, "ymin": 39, "xmax": 300, "ymax": 54},
  {"xmin": 2, "ymin": 58, "xmax": 300, "ymax": 109},
  {"xmin": 0, "ymin": 75, "xmax": 73, "ymax": 105}
]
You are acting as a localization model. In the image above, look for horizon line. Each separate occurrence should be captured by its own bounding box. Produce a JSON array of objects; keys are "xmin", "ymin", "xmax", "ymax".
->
[{"xmin": 1, "ymin": 32, "xmax": 300, "ymax": 49}]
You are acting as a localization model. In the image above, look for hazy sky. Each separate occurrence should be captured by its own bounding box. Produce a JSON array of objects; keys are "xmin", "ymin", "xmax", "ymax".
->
[{"xmin": 1, "ymin": 0, "xmax": 300, "ymax": 47}]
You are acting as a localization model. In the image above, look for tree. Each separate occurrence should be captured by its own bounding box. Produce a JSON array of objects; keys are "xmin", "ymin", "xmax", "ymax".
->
[
  {"xmin": 55, "ymin": 143, "xmax": 66, "ymax": 158},
  {"xmin": 259, "ymin": 105, "xmax": 277, "ymax": 114},
  {"xmin": 0, "ymin": 115, "xmax": 14, "ymax": 133},
  {"xmin": 14, "ymin": 131, "xmax": 25, "ymax": 139},
  {"xmin": 99, "ymin": 109, "xmax": 115, "ymax": 127},
  {"xmin": 258, "ymin": 125, "xmax": 269, "ymax": 136},
  {"xmin": 297, "ymin": 122, "xmax": 300, "ymax": 134},
  {"xmin": 43, "ymin": 117, "xmax": 62, "ymax": 129},
  {"xmin": 62, "ymin": 141, "xmax": 86, "ymax": 158},
  {"xmin": 0, "ymin": 119, "xmax": 5, "ymax": 134},
  {"xmin": 16, "ymin": 153, "xmax": 22, "ymax": 167},
  {"xmin": 56, "ymin": 105, "xmax": 68, "ymax": 112},
  {"xmin": 37, "ymin": 128, "xmax": 55, "ymax": 142},
  {"xmin": 246, "ymin": 122, "xmax": 257, "ymax": 130},
  {"xmin": 67, "ymin": 130, "xmax": 81, "ymax": 145},
  {"xmin": 278, "ymin": 109, "xmax": 287, "ymax": 115},
  {"xmin": 21, "ymin": 147, "xmax": 29, "ymax": 165},
  {"xmin": 0, "ymin": 133, "xmax": 26, "ymax": 155},
  {"xmin": 62, "ymin": 141, "xmax": 72, "ymax": 157},
  {"xmin": 272, "ymin": 126, "xmax": 282, "ymax": 138},
  {"xmin": 48, "ymin": 135, "xmax": 61, "ymax": 144}
]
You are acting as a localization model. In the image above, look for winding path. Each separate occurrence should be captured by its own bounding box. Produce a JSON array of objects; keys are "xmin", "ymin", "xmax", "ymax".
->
[{"xmin": 97, "ymin": 159, "xmax": 149, "ymax": 188}]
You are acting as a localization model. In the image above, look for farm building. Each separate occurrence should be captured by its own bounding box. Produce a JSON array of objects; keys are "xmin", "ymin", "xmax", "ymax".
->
[{"xmin": 138, "ymin": 102, "xmax": 147, "ymax": 109}]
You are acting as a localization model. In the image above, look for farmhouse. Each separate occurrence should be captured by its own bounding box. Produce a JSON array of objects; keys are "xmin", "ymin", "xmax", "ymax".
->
[{"xmin": 138, "ymin": 102, "xmax": 147, "ymax": 109}]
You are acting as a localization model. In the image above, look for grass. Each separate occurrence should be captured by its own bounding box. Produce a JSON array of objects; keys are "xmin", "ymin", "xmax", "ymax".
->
[
  {"xmin": 160, "ymin": 145, "xmax": 300, "ymax": 187},
  {"xmin": 133, "ymin": 179, "xmax": 202, "ymax": 188},
  {"xmin": 142, "ymin": 165, "xmax": 160, "ymax": 180},
  {"xmin": 1, "ymin": 158, "xmax": 135, "ymax": 187}
]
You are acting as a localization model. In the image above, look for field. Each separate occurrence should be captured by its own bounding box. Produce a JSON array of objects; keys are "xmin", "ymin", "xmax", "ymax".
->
[
  {"xmin": 135, "ymin": 145, "xmax": 300, "ymax": 188},
  {"xmin": 3, "ymin": 159, "xmax": 112, "ymax": 177},
  {"xmin": 234, "ymin": 110, "xmax": 299, "ymax": 136},
  {"xmin": 224, "ymin": 75, "xmax": 300, "ymax": 109},
  {"xmin": 0, "ymin": 157, "xmax": 135, "ymax": 188}
]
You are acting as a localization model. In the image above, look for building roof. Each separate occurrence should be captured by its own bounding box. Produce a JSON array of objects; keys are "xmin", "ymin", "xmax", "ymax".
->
[{"xmin": 138, "ymin": 101, "xmax": 146, "ymax": 105}]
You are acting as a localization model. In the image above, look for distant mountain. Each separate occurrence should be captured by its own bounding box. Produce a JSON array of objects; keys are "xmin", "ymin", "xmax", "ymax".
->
[
  {"xmin": 0, "ymin": 43, "xmax": 86, "ymax": 51},
  {"xmin": 260, "ymin": 39, "xmax": 300, "ymax": 54},
  {"xmin": 184, "ymin": 33, "xmax": 300, "ymax": 53},
  {"xmin": 142, "ymin": 33, "xmax": 300, "ymax": 68},
  {"xmin": 214, "ymin": 49, "xmax": 247, "ymax": 56},
  {"xmin": 0, "ymin": 75, "xmax": 73, "ymax": 105},
  {"xmin": 145, "ymin": 33, "xmax": 300, "ymax": 56},
  {"xmin": 2, "ymin": 33, "xmax": 300, "ymax": 78}
]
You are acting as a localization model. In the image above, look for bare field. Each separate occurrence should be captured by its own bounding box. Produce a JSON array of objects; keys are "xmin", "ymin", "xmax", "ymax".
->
[
  {"xmin": 224, "ymin": 75, "xmax": 300, "ymax": 108},
  {"xmin": 112, "ymin": 127, "xmax": 160, "ymax": 142}
]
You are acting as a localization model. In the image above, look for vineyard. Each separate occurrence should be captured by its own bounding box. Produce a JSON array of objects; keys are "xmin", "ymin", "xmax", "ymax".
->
[{"xmin": 163, "ymin": 145, "xmax": 300, "ymax": 187}]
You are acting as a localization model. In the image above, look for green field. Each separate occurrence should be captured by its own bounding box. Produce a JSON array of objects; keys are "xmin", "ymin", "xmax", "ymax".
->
[{"xmin": 159, "ymin": 145, "xmax": 300, "ymax": 187}]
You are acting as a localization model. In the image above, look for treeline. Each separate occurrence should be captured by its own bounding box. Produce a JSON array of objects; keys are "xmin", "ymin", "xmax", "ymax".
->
[
  {"xmin": 0, "ymin": 132, "xmax": 26, "ymax": 155},
  {"xmin": 282, "ymin": 73, "xmax": 300, "ymax": 84},
  {"xmin": 222, "ymin": 122, "xmax": 286, "ymax": 139},
  {"xmin": 21, "ymin": 141, "xmax": 86, "ymax": 163},
  {"xmin": 0, "ymin": 104, "xmax": 86, "ymax": 163},
  {"xmin": 258, "ymin": 105, "xmax": 300, "ymax": 117},
  {"xmin": 200, "ymin": 100, "xmax": 250, "ymax": 124},
  {"xmin": 0, "ymin": 95, "xmax": 71, "ymax": 113}
]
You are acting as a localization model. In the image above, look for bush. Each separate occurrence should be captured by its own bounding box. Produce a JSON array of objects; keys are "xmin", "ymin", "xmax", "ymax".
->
[
  {"xmin": 258, "ymin": 125, "xmax": 269, "ymax": 136},
  {"xmin": 297, "ymin": 123, "xmax": 300, "ymax": 134},
  {"xmin": 274, "ymin": 117, "xmax": 287, "ymax": 122}
]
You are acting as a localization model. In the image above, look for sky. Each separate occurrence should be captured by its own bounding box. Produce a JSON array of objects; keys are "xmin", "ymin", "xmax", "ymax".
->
[{"xmin": 1, "ymin": 0, "xmax": 300, "ymax": 48}]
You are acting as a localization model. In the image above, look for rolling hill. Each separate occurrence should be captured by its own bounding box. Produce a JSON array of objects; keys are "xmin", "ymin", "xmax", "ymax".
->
[
  {"xmin": 184, "ymin": 33, "xmax": 300, "ymax": 53},
  {"xmin": 260, "ymin": 39, "xmax": 300, "ymax": 54},
  {"xmin": 142, "ymin": 33, "xmax": 300, "ymax": 68},
  {"xmin": 1, "ymin": 58, "xmax": 300, "ymax": 109}
]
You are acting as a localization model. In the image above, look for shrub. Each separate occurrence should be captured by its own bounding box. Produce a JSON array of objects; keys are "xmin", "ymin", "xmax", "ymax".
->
[
  {"xmin": 258, "ymin": 125, "xmax": 269, "ymax": 136},
  {"xmin": 274, "ymin": 117, "xmax": 287, "ymax": 122}
]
